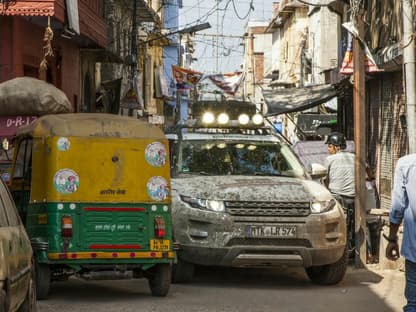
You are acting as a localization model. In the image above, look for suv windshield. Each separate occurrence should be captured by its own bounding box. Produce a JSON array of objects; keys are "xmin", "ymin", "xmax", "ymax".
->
[{"xmin": 177, "ymin": 140, "xmax": 306, "ymax": 177}]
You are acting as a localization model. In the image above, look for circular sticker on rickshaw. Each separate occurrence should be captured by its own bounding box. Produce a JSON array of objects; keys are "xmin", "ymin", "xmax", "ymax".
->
[
  {"xmin": 53, "ymin": 169, "xmax": 79, "ymax": 194},
  {"xmin": 57, "ymin": 137, "xmax": 70, "ymax": 151},
  {"xmin": 145, "ymin": 142, "xmax": 166, "ymax": 167},
  {"xmin": 146, "ymin": 176, "xmax": 169, "ymax": 201}
]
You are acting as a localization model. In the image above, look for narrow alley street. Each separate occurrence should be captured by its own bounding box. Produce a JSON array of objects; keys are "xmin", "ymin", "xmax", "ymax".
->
[{"xmin": 38, "ymin": 266, "xmax": 405, "ymax": 312}]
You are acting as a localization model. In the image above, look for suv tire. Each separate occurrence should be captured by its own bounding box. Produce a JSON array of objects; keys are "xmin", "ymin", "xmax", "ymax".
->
[
  {"xmin": 17, "ymin": 266, "xmax": 37, "ymax": 312},
  {"xmin": 172, "ymin": 258, "xmax": 194, "ymax": 283},
  {"xmin": 0, "ymin": 289, "xmax": 6, "ymax": 312},
  {"xmin": 305, "ymin": 247, "xmax": 348, "ymax": 285},
  {"xmin": 35, "ymin": 263, "xmax": 51, "ymax": 300},
  {"xmin": 148, "ymin": 264, "xmax": 171, "ymax": 297}
]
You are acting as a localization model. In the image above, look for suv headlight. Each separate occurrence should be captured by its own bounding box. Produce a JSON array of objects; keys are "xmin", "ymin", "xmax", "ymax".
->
[
  {"xmin": 180, "ymin": 195, "xmax": 225, "ymax": 212},
  {"xmin": 311, "ymin": 199, "xmax": 336, "ymax": 214}
]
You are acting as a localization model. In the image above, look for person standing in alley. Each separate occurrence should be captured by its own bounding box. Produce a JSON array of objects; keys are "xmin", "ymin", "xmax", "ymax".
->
[
  {"xmin": 324, "ymin": 132, "xmax": 355, "ymax": 252},
  {"xmin": 324, "ymin": 132, "xmax": 355, "ymax": 198},
  {"xmin": 386, "ymin": 154, "xmax": 416, "ymax": 311}
]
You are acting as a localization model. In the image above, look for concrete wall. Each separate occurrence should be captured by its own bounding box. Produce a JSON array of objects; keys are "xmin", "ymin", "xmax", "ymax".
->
[
  {"xmin": 308, "ymin": 7, "xmax": 340, "ymax": 84},
  {"xmin": 278, "ymin": 8, "xmax": 308, "ymax": 84},
  {"xmin": 270, "ymin": 29, "xmax": 281, "ymax": 75}
]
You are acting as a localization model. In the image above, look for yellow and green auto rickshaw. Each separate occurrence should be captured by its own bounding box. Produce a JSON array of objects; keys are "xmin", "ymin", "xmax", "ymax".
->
[{"xmin": 8, "ymin": 113, "xmax": 174, "ymax": 299}]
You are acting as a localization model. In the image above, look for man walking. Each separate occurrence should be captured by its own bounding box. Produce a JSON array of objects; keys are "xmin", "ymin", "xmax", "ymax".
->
[{"xmin": 386, "ymin": 154, "xmax": 416, "ymax": 311}]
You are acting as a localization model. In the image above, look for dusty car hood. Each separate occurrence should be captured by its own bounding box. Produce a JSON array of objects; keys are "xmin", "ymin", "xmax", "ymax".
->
[{"xmin": 172, "ymin": 175, "xmax": 333, "ymax": 202}]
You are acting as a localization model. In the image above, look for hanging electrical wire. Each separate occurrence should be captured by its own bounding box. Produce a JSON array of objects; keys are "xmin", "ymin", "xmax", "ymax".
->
[
  {"xmin": 231, "ymin": 0, "xmax": 254, "ymax": 20},
  {"xmin": 296, "ymin": 0, "xmax": 329, "ymax": 7},
  {"xmin": 350, "ymin": 0, "xmax": 363, "ymax": 19}
]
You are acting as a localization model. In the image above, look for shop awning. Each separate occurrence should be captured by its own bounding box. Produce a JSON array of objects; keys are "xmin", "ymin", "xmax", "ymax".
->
[
  {"xmin": 0, "ymin": 0, "xmax": 54, "ymax": 16},
  {"xmin": 262, "ymin": 84, "xmax": 339, "ymax": 116}
]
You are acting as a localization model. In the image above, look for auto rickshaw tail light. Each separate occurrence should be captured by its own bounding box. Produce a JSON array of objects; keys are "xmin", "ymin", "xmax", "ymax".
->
[
  {"xmin": 61, "ymin": 215, "xmax": 73, "ymax": 238},
  {"xmin": 154, "ymin": 216, "xmax": 166, "ymax": 238}
]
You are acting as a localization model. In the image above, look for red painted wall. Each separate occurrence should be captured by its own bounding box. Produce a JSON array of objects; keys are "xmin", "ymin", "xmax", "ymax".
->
[{"xmin": 0, "ymin": 16, "xmax": 80, "ymax": 111}]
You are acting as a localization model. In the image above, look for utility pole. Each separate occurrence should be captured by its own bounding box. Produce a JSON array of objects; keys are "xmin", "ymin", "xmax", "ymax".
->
[
  {"xmin": 175, "ymin": 33, "xmax": 182, "ymax": 124},
  {"xmin": 173, "ymin": 23, "xmax": 211, "ymax": 125},
  {"xmin": 352, "ymin": 10, "xmax": 367, "ymax": 268},
  {"xmin": 129, "ymin": 0, "xmax": 138, "ymax": 117},
  {"xmin": 250, "ymin": 32, "xmax": 255, "ymax": 99},
  {"xmin": 403, "ymin": 0, "xmax": 416, "ymax": 152},
  {"xmin": 216, "ymin": 0, "xmax": 220, "ymax": 72}
]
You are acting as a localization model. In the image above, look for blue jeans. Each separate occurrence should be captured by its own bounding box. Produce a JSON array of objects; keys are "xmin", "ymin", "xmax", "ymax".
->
[{"xmin": 404, "ymin": 260, "xmax": 416, "ymax": 312}]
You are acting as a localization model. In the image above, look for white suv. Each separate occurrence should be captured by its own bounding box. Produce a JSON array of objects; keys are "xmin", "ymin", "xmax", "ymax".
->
[
  {"xmin": 0, "ymin": 178, "xmax": 36, "ymax": 311},
  {"xmin": 168, "ymin": 129, "xmax": 347, "ymax": 285}
]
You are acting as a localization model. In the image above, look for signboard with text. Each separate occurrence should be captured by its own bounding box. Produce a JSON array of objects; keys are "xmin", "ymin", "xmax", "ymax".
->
[{"xmin": 0, "ymin": 116, "xmax": 37, "ymax": 139}]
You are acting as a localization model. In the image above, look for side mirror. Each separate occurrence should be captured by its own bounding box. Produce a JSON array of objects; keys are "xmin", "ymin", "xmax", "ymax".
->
[{"xmin": 310, "ymin": 163, "xmax": 327, "ymax": 179}]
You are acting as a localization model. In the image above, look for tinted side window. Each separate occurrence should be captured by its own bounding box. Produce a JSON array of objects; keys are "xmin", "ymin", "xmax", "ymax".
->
[
  {"xmin": 0, "ymin": 180, "xmax": 20, "ymax": 226},
  {"xmin": 13, "ymin": 139, "xmax": 32, "ymax": 179}
]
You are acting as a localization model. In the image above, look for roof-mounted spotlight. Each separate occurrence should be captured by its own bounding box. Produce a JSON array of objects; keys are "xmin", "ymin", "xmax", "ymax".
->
[
  {"xmin": 202, "ymin": 112, "xmax": 215, "ymax": 124},
  {"xmin": 252, "ymin": 114, "xmax": 264, "ymax": 125},
  {"xmin": 238, "ymin": 114, "xmax": 250, "ymax": 125},
  {"xmin": 217, "ymin": 113, "xmax": 229, "ymax": 125}
]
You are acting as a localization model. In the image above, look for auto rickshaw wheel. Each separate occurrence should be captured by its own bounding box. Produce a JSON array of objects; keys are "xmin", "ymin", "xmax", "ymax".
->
[
  {"xmin": 17, "ymin": 265, "xmax": 37, "ymax": 312},
  {"xmin": 148, "ymin": 263, "xmax": 171, "ymax": 297},
  {"xmin": 35, "ymin": 262, "xmax": 51, "ymax": 300}
]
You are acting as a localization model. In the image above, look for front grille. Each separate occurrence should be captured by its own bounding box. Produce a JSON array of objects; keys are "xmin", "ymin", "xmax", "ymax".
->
[
  {"xmin": 226, "ymin": 238, "xmax": 312, "ymax": 248},
  {"xmin": 225, "ymin": 201, "xmax": 311, "ymax": 217}
]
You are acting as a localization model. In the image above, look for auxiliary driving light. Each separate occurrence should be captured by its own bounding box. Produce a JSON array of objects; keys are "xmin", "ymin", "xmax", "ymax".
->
[
  {"xmin": 202, "ymin": 112, "xmax": 215, "ymax": 124},
  {"xmin": 238, "ymin": 114, "xmax": 250, "ymax": 125},
  {"xmin": 252, "ymin": 113, "xmax": 264, "ymax": 125},
  {"xmin": 217, "ymin": 113, "xmax": 229, "ymax": 124}
]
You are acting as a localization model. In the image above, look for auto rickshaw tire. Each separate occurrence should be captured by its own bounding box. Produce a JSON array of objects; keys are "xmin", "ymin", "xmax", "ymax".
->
[
  {"xmin": 305, "ymin": 247, "xmax": 348, "ymax": 285},
  {"xmin": 172, "ymin": 258, "xmax": 194, "ymax": 283},
  {"xmin": 148, "ymin": 264, "xmax": 171, "ymax": 297},
  {"xmin": 0, "ymin": 289, "xmax": 6, "ymax": 312},
  {"xmin": 17, "ymin": 267, "xmax": 37, "ymax": 312},
  {"xmin": 35, "ymin": 262, "xmax": 51, "ymax": 300}
]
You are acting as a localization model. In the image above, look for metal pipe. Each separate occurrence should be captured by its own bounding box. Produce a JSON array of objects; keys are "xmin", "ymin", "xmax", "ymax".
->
[{"xmin": 403, "ymin": 0, "xmax": 416, "ymax": 152}]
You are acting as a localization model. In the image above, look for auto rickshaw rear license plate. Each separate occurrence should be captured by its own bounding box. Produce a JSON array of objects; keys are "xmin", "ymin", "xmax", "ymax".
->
[{"xmin": 150, "ymin": 239, "xmax": 170, "ymax": 251}]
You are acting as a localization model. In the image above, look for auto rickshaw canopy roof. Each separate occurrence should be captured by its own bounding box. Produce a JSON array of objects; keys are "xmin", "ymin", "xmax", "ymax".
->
[{"xmin": 16, "ymin": 113, "xmax": 165, "ymax": 139}]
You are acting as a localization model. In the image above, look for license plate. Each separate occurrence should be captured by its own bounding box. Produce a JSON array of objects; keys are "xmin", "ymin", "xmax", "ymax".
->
[
  {"xmin": 247, "ymin": 225, "xmax": 296, "ymax": 238},
  {"xmin": 150, "ymin": 239, "xmax": 170, "ymax": 251}
]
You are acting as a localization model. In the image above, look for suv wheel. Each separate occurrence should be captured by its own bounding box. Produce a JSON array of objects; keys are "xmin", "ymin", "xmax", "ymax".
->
[
  {"xmin": 0, "ymin": 289, "xmax": 6, "ymax": 312},
  {"xmin": 148, "ymin": 264, "xmax": 171, "ymax": 297},
  {"xmin": 17, "ymin": 268, "xmax": 37, "ymax": 312},
  {"xmin": 35, "ymin": 263, "xmax": 51, "ymax": 300},
  {"xmin": 305, "ymin": 247, "xmax": 348, "ymax": 285},
  {"xmin": 172, "ymin": 258, "xmax": 194, "ymax": 283}
]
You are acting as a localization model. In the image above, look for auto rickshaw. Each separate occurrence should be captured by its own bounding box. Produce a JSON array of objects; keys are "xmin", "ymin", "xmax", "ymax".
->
[{"xmin": 8, "ymin": 113, "xmax": 174, "ymax": 299}]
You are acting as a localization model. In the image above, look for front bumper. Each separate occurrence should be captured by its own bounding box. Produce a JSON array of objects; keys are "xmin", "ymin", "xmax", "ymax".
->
[
  {"xmin": 178, "ymin": 244, "xmax": 345, "ymax": 267},
  {"xmin": 173, "ymin": 202, "xmax": 346, "ymax": 267}
]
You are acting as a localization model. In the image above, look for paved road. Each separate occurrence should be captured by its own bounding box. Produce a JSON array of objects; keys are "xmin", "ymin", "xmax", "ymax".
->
[{"xmin": 38, "ymin": 265, "xmax": 405, "ymax": 312}]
